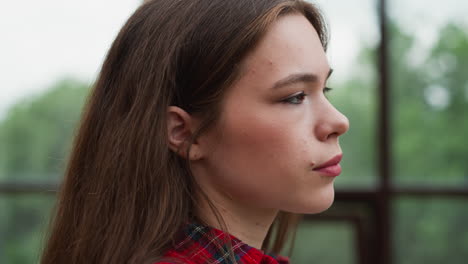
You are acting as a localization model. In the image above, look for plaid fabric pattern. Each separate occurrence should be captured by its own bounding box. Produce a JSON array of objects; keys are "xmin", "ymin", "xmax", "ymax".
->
[{"xmin": 156, "ymin": 221, "xmax": 290, "ymax": 264}]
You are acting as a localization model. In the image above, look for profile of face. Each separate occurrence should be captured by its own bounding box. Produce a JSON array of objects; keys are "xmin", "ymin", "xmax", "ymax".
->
[{"xmin": 176, "ymin": 14, "xmax": 349, "ymax": 215}]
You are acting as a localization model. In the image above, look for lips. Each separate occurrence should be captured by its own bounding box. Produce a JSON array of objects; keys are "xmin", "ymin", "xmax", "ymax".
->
[{"xmin": 313, "ymin": 154, "xmax": 342, "ymax": 177}]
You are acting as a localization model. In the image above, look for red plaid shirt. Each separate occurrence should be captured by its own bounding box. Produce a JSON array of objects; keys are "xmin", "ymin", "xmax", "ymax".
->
[{"xmin": 155, "ymin": 221, "xmax": 290, "ymax": 264}]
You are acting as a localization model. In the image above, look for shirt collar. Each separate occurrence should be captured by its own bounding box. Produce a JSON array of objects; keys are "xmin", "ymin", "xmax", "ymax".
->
[{"xmin": 168, "ymin": 221, "xmax": 290, "ymax": 264}]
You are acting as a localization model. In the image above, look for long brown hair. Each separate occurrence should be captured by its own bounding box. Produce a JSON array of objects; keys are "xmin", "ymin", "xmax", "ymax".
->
[{"xmin": 40, "ymin": 0, "xmax": 328, "ymax": 263}]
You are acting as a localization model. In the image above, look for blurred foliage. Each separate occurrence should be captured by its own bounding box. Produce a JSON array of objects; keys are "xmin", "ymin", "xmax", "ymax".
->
[
  {"xmin": 0, "ymin": 78, "xmax": 89, "ymax": 182},
  {"xmin": 390, "ymin": 22, "xmax": 468, "ymax": 264},
  {"xmin": 0, "ymin": 78, "xmax": 89, "ymax": 263},
  {"xmin": 291, "ymin": 222, "xmax": 355, "ymax": 264},
  {"xmin": 0, "ymin": 195, "xmax": 55, "ymax": 264},
  {"xmin": 391, "ymin": 22, "xmax": 468, "ymax": 186},
  {"xmin": 394, "ymin": 198, "xmax": 468, "ymax": 264},
  {"xmin": 0, "ymin": 20, "xmax": 467, "ymax": 263}
]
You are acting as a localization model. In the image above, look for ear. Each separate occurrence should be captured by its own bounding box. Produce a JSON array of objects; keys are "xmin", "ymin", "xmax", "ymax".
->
[{"xmin": 167, "ymin": 106, "xmax": 203, "ymax": 160}]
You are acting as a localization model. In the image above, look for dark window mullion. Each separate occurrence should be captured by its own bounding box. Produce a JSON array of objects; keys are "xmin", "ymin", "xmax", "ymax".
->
[
  {"xmin": 0, "ymin": 182, "xmax": 58, "ymax": 194},
  {"xmin": 377, "ymin": 0, "xmax": 392, "ymax": 263}
]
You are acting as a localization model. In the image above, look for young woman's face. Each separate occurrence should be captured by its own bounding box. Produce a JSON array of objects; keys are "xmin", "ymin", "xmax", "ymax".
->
[{"xmin": 196, "ymin": 14, "xmax": 349, "ymax": 214}]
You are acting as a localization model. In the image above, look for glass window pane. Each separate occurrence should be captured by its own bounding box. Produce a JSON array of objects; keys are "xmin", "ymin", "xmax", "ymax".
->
[
  {"xmin": 0, "ymin": 194, "xmax": 56, "ymax": 263},
  {"xmin": 389, "ymin": 0, "xmax": 468, "ymax": 186},
  {"xmin": 394, "ymin": 198, "xmax": 468, "ymax": 264},
  {"xmin": 311, "ymin": 0, "xmax": 379, "ymax": 188},
  {"xmin": 290, "ymin": 221, "xmax": 356, "ymax": 264}
]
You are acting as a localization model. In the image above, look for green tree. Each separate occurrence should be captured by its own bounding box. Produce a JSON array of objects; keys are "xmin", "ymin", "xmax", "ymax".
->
[
  {"xmin": 0, "ymin": 78, "xmax": 89, "ymax": 182},
  {"xmin": 393, "ymin": 23, "xmax": 468, "ymax": 185}
]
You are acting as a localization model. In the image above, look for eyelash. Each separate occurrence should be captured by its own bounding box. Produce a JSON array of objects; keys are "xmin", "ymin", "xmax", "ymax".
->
[{"xmin": 282, "ymin": 87, "xmax": 333, "ymax": 104}]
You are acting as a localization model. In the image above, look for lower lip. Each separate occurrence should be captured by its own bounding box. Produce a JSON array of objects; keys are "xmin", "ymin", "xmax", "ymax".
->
[{"xmin": 314, "ymin": 164, "xmax": 341, "ymax": 177}]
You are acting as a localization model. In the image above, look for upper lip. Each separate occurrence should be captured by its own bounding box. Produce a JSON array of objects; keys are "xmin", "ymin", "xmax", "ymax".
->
[{"xmin": 313, "ymin": 154, "xmax": 342, "ymax": 170}]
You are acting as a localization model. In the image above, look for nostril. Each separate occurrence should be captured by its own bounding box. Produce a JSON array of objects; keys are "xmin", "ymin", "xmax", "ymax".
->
[{"xmin": 327, "ymin": 132, "xmax": 339, "ymax": 140}]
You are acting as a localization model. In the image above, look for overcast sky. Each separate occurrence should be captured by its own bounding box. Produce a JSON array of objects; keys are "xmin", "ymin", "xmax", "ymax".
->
[
  {"xmin": 1, "ymin": 0, "xmax": 466, "ymax": 120},
  {"xmin": 0, "ymin": 0, "xmax": 140, "ymax": 119}
]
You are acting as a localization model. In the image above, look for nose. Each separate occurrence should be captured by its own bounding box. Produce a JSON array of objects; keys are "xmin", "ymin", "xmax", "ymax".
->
[{"xmin": 315, "ymin": 101, "xmax": 349, "ymax": 142}]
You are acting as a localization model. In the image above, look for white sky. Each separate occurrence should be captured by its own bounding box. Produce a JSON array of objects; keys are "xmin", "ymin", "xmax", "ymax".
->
[
  {"xmin": 0, "ymin": 0, "xmax": 140, "ymax": 120},
  {"xmin": 0, "ymin": 0, "xmax": 467, "ymax": 120}
]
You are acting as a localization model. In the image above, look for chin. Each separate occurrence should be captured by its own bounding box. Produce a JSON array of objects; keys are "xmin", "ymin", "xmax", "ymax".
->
[
  {"xmin": 288, "ymin": 186, "xmax": 336, "ymax": 214},
  {"xmin": 314, "ymin": 195, "xmax": 335, "ymax": 213}
]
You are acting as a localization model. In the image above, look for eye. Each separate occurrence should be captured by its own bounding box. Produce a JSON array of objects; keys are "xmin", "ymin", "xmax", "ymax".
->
[{"xmin": 282, "ymin": 91, "xmax": 307, "ymax": 105}]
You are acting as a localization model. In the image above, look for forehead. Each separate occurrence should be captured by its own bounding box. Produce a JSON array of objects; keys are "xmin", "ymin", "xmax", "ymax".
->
[{"xmin": 239, "ymin": 14, "xmax": 329, "ymax": 84}]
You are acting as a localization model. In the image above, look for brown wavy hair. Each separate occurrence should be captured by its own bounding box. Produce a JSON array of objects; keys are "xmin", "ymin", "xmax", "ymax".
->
[{"xmin": 40, "ymin": 0, "xmax": 328, "ymax": 263}]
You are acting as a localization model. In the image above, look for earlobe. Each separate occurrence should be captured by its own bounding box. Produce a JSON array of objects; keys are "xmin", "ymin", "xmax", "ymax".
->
[{"xmin": 167, "ymin": 106, "xmax": 203, "ymax": 160}]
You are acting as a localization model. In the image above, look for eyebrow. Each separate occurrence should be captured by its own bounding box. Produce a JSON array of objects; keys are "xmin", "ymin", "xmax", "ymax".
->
[{"xmin": 271, "ymin": 68, "xmax": 334, "ymax": 90}]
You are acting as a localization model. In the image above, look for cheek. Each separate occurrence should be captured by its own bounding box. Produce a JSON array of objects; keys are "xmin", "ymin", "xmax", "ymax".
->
[
  {"xmin": 221, "ymin": 110, "xmax": 305, "ymax": 165},
  {"xmin": 205, "ymin": 109, "xmax": 312, "ymax": 204}
]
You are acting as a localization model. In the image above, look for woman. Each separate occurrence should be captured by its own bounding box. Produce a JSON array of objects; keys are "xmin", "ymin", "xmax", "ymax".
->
[{"xmin": 41, "ymin": 0, "xmax": 349, "ymax": 263}]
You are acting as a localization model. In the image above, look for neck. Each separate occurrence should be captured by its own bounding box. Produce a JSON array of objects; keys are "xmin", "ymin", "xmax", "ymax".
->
[{"xmin": 194, "ymin": 189, "xmax": 279, "ymax": 249}]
